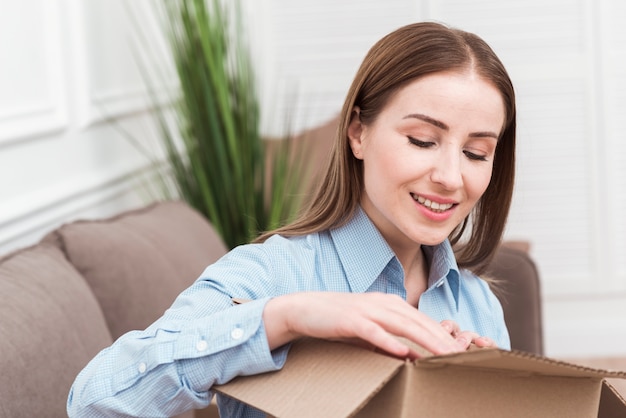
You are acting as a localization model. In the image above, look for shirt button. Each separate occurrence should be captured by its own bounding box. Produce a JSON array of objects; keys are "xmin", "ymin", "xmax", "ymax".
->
[
  {"xmin": 231, "ymin": 327, "xmax": 244, "ymax": 340},
  {"xmin": 196, "ymin": 340, "xmax": 208, "ymax": 352},
  {"xmin": 436, "ymin": 281, "xmax": 444, "ymax": 288},
  {"xmin": 138, "ymin": 362, "xmax": 147, "ymax": 373}
]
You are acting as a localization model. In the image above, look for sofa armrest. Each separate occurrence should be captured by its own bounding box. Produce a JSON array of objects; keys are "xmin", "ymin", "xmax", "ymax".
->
[
  {"xmin": 487, "ymin": 244, "xmax": 544, "ymax": 355},
  {"xmin": 0, "ymin": 244, "xmax": 112, "ymax": 417}
]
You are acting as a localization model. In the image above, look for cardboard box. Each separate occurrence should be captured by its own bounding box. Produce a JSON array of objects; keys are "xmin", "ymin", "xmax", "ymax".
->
[{"xmin": 215, "ymin": 338, "xmax": 626, "ymax": 418}]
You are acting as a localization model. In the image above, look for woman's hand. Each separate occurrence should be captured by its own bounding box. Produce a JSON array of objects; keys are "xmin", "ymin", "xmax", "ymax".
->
[
  {"xmin": 440, "ymin": 319, "xmax": 497, "ymax": 350},
  {"xmin": 263, "ymin": 292, "xmax": 465, "ymax": 359}
]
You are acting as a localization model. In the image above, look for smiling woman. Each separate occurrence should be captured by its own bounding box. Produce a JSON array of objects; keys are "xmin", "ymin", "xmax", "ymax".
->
[
  {"xmin": 346, "ymin": 71, "xmax": 504, "ymax": 264},
  {"xmin": 67, "ymin": 21, "xmax": 517, "ymax": 418}
]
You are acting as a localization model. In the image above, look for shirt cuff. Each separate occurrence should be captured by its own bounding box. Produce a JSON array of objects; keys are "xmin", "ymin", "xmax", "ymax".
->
[{"xmin": 177, "ymin": 297, "xmax": 289, "ymax": 391}]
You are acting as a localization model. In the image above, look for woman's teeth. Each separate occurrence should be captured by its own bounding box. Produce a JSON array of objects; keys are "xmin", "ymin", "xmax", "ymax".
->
[{"xmin": 413, "ymin": 194, "xmax": 454, "ymax": 213}]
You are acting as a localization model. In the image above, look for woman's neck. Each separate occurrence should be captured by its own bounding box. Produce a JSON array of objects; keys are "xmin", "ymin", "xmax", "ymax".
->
[{"xmin": 398, "ymin": 247, "xmax": 429, "ymax": 307}]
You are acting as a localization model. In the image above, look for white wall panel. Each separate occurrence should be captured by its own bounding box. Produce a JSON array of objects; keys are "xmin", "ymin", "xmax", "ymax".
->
[
  {"xmin": 0, "ymin": 0, "xmax": 67, "ymax": 143},
  {"xmin": 606, "ymin": 0, "xmax": 626, "ymax": 45},
  {"xmin": 0, "ymin": 112, "xmax": 164, "ymax": 252},
  {"xmin": 0, "ymin": 162, "xmax": 152, "ymax": 254},
  {"xmin": 507, "ymin": 79, "xmax": 595, "ymax": 292},
  {"xmin": 256, "ymin": 0, "xmax": 421, "ymax": 136},
  {"xmin": 605, "ymin": 76, "xmax": 626, "ymax": 277},
  {"xmin": 544, "ymin": 295, "xmax": 626, "ymax": 357},
  {"xmin": 0, "ymin": 0, "xmax": 166, "ymax": 254},
  {"xmin": 430, "ymin": 0, "xmax": 586, "ymax": 56},
  {"xmin": 76, "ymin": 0, "xmax": 174, "ymax": 126},
  {"xmin": 603, "ymin": 0, "xmax": 626, "ymax": 278}
]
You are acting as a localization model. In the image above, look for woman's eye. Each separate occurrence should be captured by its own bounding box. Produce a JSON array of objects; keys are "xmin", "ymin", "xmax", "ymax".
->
[
  {"xmin": 463, "ymin": 150, "xmax": 488, "ymax": 161},
  {"xmin": 408, "ymin": 136, "xmax": 434, "ymax": 148}
]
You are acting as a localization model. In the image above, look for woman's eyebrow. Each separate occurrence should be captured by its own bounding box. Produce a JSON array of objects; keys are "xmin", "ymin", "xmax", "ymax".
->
[
  {"xmin": 404, "ymin": 113, "xmax": 499, "ymax": 139},
  {"xmin": 469, "ymin": 131, "xmax": 499, "ymax": 139},
  {"xmin": 404, "ymin": 113, "xmax": 448, "ymax": 130}
]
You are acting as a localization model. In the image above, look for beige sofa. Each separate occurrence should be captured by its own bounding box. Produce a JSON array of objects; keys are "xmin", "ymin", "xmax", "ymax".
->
[
  {"xmin": 0, "ymin": 200, "xmax": 543, "ymax": 417},
  {"xmin": 0, "ymin": 201, "xmax": 225, "ymax": 418}
]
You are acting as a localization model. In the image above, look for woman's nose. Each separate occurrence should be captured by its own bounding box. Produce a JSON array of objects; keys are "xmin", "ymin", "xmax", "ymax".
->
[{"xmin": 430, "ymin": 151, "xmax": 463, "ymax": 190}]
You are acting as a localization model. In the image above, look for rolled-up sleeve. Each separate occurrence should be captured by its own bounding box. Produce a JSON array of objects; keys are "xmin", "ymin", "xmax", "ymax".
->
[{"xmin": 68, "ymin": 245, "xmax": 290, "ymax": 417}]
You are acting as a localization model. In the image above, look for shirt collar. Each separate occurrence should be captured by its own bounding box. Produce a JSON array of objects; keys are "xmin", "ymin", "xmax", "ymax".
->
[
  {"xmin": 330, "ymin": 206, "xmax": 461, "ymax": 308},
  {"xmin": 330, "ymin": 207, "xmax": 396, "ymax": 293},
  {"xmin": 423, "ymin": 240, "xmax": 461, "ymax": 309}
]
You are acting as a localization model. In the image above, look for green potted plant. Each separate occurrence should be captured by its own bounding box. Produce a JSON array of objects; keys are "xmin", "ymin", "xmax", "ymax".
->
[{"xmin": 134, "ymin": 0, "xmax": 307, "ymax": 249}]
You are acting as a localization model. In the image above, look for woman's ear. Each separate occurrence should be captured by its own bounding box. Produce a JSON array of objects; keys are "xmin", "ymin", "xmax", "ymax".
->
[{"xmin": 347, "ymin": 107, "xmax": 364, "ymax": 160}]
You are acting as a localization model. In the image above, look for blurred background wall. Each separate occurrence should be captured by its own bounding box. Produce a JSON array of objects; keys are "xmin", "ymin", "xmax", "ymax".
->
[{"xmin": 0, "ymin": 0, "xmax": 624, "ymax": 358}]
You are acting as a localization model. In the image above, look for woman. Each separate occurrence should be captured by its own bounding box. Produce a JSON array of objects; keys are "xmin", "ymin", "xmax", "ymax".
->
[{"xmin": 68, "ymin": 21, "xmax": 516, "ymax": 417}]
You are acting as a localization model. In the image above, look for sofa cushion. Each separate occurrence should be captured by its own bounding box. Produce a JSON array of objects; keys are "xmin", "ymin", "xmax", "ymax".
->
[
  {"xmin": 487, "ymin": 245, "xmax": 544, "ymax": 355},
  {"xmin": 44, "ymin": 200, "xmax": 228, "ymax": 340},
  {"xmin": 0, "ymin": 243, "xmax": 112, "ymax": 418}
]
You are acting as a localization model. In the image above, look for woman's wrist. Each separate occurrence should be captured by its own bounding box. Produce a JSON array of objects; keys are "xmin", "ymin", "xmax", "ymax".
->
[{"xmin": 263, "ymin": 295, "xmax": 300, "ymax": 350}]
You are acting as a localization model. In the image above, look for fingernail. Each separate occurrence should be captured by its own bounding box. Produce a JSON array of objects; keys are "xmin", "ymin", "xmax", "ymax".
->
[{"xmin": 477, "ymin": 337, "xmax": 493, "ymax": 346}]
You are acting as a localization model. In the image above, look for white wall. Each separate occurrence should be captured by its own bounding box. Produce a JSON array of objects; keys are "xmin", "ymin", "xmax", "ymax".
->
[
  {"xmin": 0, "ymin": 0, "xmax": 171, "ymax": 254},
  {"xmin": 1, "ymin": 0, "xmax": 624, "ymax": 358}
]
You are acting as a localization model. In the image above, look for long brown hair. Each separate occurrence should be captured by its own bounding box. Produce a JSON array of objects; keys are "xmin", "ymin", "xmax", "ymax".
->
[{"xmin": 256, "ymin": 22, "xmax": 516, "ymax": 275}]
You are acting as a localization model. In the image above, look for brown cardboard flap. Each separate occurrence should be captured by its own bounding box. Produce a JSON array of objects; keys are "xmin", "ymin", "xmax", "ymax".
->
[
  {"xmin": 359, "ymin": 362, "xmax": 604, "ymax": 418},
  {"xmin": 215, "ymin": 338, "xmax": 626, "ymax": 418},
  {"xmin": 420, "ymin": 348, "xmax": 626, "ymax": 379},
  {"xmin": 214, "ymin": 338, "xmax": 403, "ymax": 418},
  {"xmin": 599, "ymin": 381, "xmax": 626, "ymax": 417}
]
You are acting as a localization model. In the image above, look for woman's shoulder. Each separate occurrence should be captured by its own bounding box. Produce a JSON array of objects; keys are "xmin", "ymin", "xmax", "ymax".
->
[
  {"xmin": 264, "ymin": 230, "xmax": 329, "ymax": 251},
  {"xmin": 215, "ymin": 231, "xmax": 328, "ymax": 267},
  {"xmin": 458, "ymin": 268, "xmax": 502, "ymax": 304}
]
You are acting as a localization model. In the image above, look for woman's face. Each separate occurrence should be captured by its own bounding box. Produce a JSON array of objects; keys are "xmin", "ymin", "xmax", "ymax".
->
[{"xmin": 348, "ymin": 71, "xmax": 505, "ymax": 252}]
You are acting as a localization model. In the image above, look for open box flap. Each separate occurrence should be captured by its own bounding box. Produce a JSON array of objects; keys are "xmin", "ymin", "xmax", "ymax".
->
[
  {"xmin": 214, "ymin": 338, "xmax": 405, "ymax": 418},
  {"xmin": 419, "ymin": 347, "xmax": 626, "ymax": 379},
  {"xmin": 599, "ymin": 380, "xmax": 626, "ymax": 417},
  {"xmin": 359, "ymin": 359, "xmax": 607, "ymax": 418},
  {"xmin": 215, "ymin": 338, "xmax": 626, "ymax": 417}
]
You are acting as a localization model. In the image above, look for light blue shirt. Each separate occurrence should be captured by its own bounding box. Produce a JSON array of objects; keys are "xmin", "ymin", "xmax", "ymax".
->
[{"xmin": 67, "ymin": 207, "xmax": 509, "ymax": 418}]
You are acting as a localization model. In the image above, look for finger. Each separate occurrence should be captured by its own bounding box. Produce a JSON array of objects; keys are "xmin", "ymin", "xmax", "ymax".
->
[
  {"xmin": 350, "ymin": 320, "xmax": 415, "ymax": 358},
  {"xmin": 309, "ymin": 293, "xmax": 462, "ymax": 356},
  {"xmin": 440, "ymin": 320, "xmax": 461, "ymax": 337},
  {"xmin": 395, "ymin": 306, "xmax": 464, "ymax": 353},
  {"xmin": 473, "ymin": 336, "xmax": 497, "ymax": 348},
  {"xmin": 343, "ymin": 307, "xmax": 440, "ymax": 356},
  {"xmin": 365, "ymin": 298, "xmax": 464, "ymax": 355},
  {"xmin": 350, "ymin": 328, "xmax": 429, "ymax": 360},
  {"xmin": 455, "ymin": 331, "xmax": 480, "ymax": 350}
]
